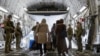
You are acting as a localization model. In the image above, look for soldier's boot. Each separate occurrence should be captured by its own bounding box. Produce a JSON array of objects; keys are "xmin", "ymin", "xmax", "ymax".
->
[
  {"xmin": 16, "ymin": 46, "xmax": 19, "ymax": 50},
  {"xmin": 9, "ymin": 45, "xmax": 13, "ymax": 51},
  {"xmin": 5, "ymin": 49, "xmax": 9, "ymax": 53},
  {"xmin": 5, "ymin": 50, "xmax": 9, "ymax": 53},
  {"xmin": 8, "ymin": 42, "xmax": 13, "ymax": 51},
  {"xmin": 5, "ymin": 44, "xmax": 10, "ymax": 53},
  {"xmin": 16, "ymin": 41, "xmax": 20, "ymax": 50},
  {"xmin": 5, "ymin": 36, "xmax": 10, "ymax": 53}
]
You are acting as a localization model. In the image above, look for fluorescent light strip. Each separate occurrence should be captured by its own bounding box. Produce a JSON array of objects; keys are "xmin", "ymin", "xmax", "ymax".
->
[
  {"xmin": 79, "ymin": 6, "xmax": 87, "ymax": 12},
  {"xmin": 67, "ymin": 7, "xmax": 70, "ymax": 10},
  {"xmin": 73, "ymin": 14, "xmax": 77, "ymax": 18},
  {"xmin": 23, "ymin": 8, "xmax": 28, "ymax": 11},
  {"xmin": 13, "ymin": 14, "xmax": 19, "ymax": 18},
  {"xmin": 0, "ymin": 6, "xmax": 8, "ymax": 13}
]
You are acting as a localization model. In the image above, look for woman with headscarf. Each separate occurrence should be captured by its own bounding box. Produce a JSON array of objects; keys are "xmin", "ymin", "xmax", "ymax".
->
[{"xmin": 36, "ymin": 19, "xmax": 49, "ymax": 56}]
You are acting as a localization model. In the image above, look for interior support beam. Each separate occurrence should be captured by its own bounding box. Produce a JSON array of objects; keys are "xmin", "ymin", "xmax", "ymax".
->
[{"xmin": 27, "ymin": 11, "xmax": 68, "ymax": 15}]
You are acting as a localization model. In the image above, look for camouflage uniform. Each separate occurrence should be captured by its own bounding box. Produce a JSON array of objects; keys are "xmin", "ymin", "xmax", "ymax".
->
[
  {"xmin": 67, "ymin": 25, "xmax": 73, "ymax": 49},
  {"xmin": 15, "ymin": 22, "xmax": 22, "ymax": 49},
  {"xmin": 4, "ymin": 19, "xmax": 14, "ymax": 53},
  {"xmin": 76, "ymin": 22, "xmax": 83, "ymax": 52}
]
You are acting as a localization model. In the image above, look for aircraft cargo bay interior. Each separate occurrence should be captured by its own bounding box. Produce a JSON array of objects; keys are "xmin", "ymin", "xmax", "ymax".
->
[{"xmin": 0, "ymin": 0, "xmax": 100, "ymax": 56}]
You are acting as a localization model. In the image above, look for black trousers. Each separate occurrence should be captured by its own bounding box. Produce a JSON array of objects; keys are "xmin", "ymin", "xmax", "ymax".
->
[{"xmin": 38, "ymin": 43, "xmax": 46, "ymax": 54}]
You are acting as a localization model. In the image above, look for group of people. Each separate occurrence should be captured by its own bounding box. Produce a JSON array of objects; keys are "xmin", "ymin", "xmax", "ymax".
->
[
  {"xmin": 3, "ymin": 14, "xmax": 22, "ymax": 53},
  {"xmin": 2, "ymin": 14, "xmax": 84, "ymax": 55},
  {"xmin": 52, "ymin": 19, "xmax": 83, "ymax": 53},
  {"xmin": 1, "ymin": 15, "xmax": 84, "ymax": 55},
  {"xmin": 32, "ymin": 18, "xmax": 83, "ymax": 56}
]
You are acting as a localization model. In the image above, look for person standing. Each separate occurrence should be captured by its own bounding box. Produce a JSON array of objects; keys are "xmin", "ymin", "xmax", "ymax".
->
[
  {"xmin": 76, "ymin": 22, "xmax": 83, "ymax": 52},
  {"xmin": 32, "ymin": 22, "xmax": 39, "ymax": 43},
  {"xmin": 36, "ymin": 19, "xmax": 49, "ymax": 56},
  {"xmin": 4, "ymin": 14, "xmax": 15, "ymax": 53},
  {"xmin": 31, "ymin": 22, "xmax": 39, "ymax": 50},
  {"xmin": 67, "ymin": 24, "xmax": 73, "ymax": 49},
  {"xmin": 51, "ymin": 23, "xmax": 56, "ymax": 49},
  {"xmin": 15, "ymin": 22, "xmax": 22, "ymax": 50},
  {"xmin": 55, "ymin": 19, "xmax": 68, "ymax": 56}
]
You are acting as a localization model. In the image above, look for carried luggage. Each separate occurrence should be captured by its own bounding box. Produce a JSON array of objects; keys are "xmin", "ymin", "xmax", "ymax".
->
[
  {"xmin": 46, "ymin": 42, "xmax": 52, "ymax": 51},
  {"xmin": 29, "ymin": 40, "xmax": 39, "ymax": 50}
]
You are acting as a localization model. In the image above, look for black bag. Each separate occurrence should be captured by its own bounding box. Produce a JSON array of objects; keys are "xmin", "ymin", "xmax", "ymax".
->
[
  {"xmin": 46, "ymin": 42, "xmax": 52, "ymax": 50},
  {"xmin": 32, "ymin": 41, "xmax": 39, "ymax": 50}
]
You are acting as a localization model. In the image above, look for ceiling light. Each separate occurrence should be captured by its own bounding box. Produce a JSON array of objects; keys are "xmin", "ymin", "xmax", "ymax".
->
[
  {"xmin": 23, "ymin": 8, "xmax": 28, "ymax": 11},
  {"xmin": 67, "ymin": 7, "xmax": 70, "ymax": 10},
  {"xmin": 79, "ymin": 6, "xmax": 87, "ymax": 12},
  {"xmin": 0, "ymin": 6, "xmax": 8, "ymax": 13},
  {"xmin": 13, "ymin": 14, "xmax": 19, "ymax": 18},
  {"xmin": 73, "ymin": 14, "xmax": 77, "ymax": 18}
]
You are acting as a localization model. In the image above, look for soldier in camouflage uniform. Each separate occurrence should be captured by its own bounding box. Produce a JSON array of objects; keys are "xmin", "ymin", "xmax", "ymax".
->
[
  {"xmin": 4, "ymin": 15, "xmax": 15, "ymax": 53},
  {"xmin": 15, "ymin": 22, "xmax": 22, "ymax": 50},
  {"xmin": 76, "ymin": 22, "xmax": 83, "ymax": 52},
  {"xmin": 67, "ymin": 24, "xmax": 73, "ymax": 49}
]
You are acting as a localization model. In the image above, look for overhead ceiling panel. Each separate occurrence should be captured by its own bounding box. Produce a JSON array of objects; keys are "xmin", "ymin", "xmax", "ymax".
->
[
  {"xmin": 64, "ymin": 0, "xmax": 87, "ymax": 16},
  {"xmin": 0, "ymin": 0, "xmax": 87, "ymax": 18}
]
